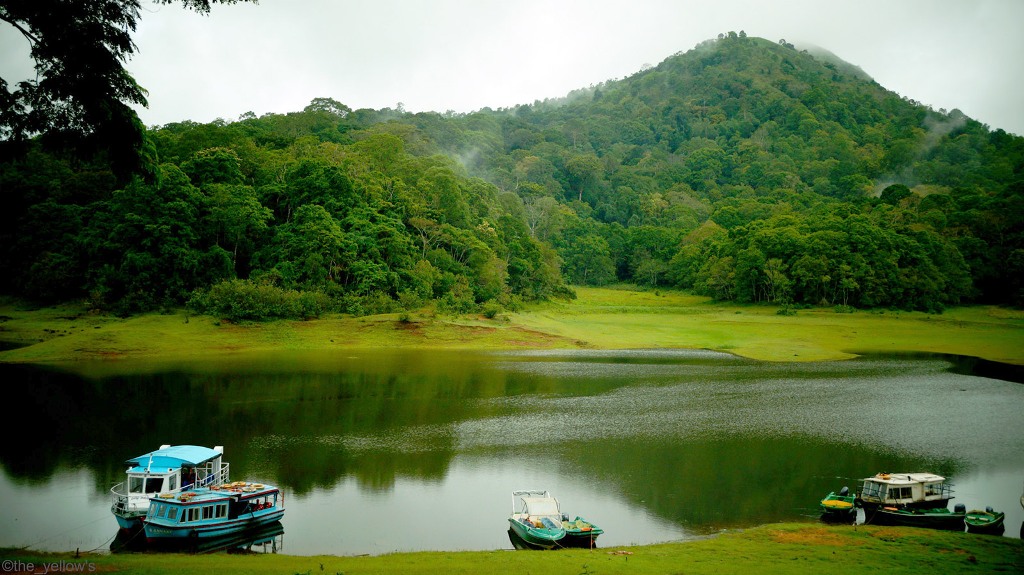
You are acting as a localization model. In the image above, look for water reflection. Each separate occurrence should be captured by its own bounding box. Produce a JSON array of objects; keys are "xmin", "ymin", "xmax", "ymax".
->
[
  {"xmin": 111, "ymin": 521, "xmax": 284, "ymax": 554},
  {"xmin": 1, "ymin": 350, "xmax": 1022, "ymax": 555}
]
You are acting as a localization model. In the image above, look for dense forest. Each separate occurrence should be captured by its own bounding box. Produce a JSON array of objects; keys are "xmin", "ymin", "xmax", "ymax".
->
[{"xmin": 2, "ymin": 33, "xmax": 1022, "ymax": 318}]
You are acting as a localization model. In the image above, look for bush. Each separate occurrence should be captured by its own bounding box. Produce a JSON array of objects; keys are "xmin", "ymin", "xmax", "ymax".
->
[
  {"xmin": 188, "ymin": 279, "xmax": 331, "ymax": 321},
  {"xmin": 481, "ymin": 302, "xmax": 502, "ymax": 319}
]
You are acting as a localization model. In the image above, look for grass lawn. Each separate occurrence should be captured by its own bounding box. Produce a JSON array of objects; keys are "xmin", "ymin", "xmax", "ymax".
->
[
  {"xmin": 2, "ymin": 523, "xmax": 1021, "ymax": 575},
  {"xmin": 1, "ymin": 286, "xmax": 1022, "ymax": 368}
]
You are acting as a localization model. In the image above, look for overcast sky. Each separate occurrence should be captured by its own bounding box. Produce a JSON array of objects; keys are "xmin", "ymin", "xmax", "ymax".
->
[{"xmin": 2, "ymin": 0, "xmax": 1023, "ymax": 135}]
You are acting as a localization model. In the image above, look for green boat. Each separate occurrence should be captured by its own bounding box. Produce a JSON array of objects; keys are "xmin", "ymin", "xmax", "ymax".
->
[
  {"xmin": 508, "ymin": 490, "xmax": 566, "ymax": 549},
  {"xmin": 819, "ymin": 486, "xmax": 857, "ymax": 521},
  {"xmin": 865, "ymin": 504, "xmax": 966, "ymax": 530},
  {"xmin": 964, "ymin": 507, "xmax": 1005, "ymax": 535},
  {"xmin": 561, "ymin": 516, "xmax": 603, "ymax": 548}
]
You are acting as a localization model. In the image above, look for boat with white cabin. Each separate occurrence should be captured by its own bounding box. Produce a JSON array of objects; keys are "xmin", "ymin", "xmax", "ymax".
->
[
  {"xmin": 856, "ymin": 472, "xmax": 953, "ymax": 512},
  {"xmin": 110, "ymin": 444, "xmax": 229, "ymax": 530}
]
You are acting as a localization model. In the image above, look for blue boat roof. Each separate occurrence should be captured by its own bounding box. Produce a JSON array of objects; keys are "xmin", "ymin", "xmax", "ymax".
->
[{"xmin": 126, "ymin": 445, "xmax": 222, "ymax": 473}]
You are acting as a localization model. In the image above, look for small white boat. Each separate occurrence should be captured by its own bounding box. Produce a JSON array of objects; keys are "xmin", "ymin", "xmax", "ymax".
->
[
  {"xmin": 508, "ymin": 490, "xmax": 566, "ymax": 549},
  {"xmin": 110, "ymin": 445, "xmax": 229, "ymax": 530},
  {"xmin": 856, "ymin": 472, "xmax": 953, "ymax": 512}
]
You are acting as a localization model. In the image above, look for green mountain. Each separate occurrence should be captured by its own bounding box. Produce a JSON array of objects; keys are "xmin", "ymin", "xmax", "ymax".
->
[{"xmin": 1, "ymin": 35, "xmax": 1021, "ymax": 316}]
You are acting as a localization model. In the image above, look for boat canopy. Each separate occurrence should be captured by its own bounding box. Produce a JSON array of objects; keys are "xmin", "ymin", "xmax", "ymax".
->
[
  {"xmin": 522, "ymin": 496, "xmax": 560, "ymax": 516},
  {"xmin": 863, "ymin": 472, "xmax": 945, "ymax": 485},
  {"xmin": 125, "ymin": 445, "xmax": 223, "ymax": 474}
]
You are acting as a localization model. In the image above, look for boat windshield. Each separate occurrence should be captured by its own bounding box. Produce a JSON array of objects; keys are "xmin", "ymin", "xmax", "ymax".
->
[
  {"xmin": 129, "ymin": 475, "xmax": 165, "ymax": 494},
  {"xmin": 860, "ymin": 481, "xmax": 884, "ymax": 499},
  {"xmin": 522, "ymin": 497, "xmax": 559, "ymax": 516}
]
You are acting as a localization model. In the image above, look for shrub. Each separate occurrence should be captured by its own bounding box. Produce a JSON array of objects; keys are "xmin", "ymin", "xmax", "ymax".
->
[{"xmin": 188, "ymin": 279, "xmax": 331, "ymax": 321}]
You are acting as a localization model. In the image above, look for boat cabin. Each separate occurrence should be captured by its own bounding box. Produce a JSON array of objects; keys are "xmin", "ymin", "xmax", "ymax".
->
[
  {"xmin": 143, "ymin": 483, "xmax": 284, "ymax": 541},
  {"xmin": 857, "ymin": 472, "xmax": 952, "ymax": 509},
  {"xmin": 111, "ymin": 444, "xmax": 230, "ymax": 530},
  {"xmin": 149, "ymin": 489, "xmax": 280, "ymax": 525}
]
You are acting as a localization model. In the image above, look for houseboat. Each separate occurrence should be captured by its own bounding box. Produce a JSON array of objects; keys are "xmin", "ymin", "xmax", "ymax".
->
[
  {"xmin": 855, "ymin": 472, "xmax": 953, "ymax": 511},
  {"xmin": 143, "ymin": 481, "xmax": 284, "ymax": 542},
  {"xmin": 110, "ymin": 445, "xmax": 229, "ymax": 530}
]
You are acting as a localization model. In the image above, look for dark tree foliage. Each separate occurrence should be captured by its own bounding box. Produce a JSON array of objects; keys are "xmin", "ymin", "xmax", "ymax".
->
[
  {"xmin": 1, "ymin": 33, "xmax": 1022, "ymax": 316},
  {"xmin": 0, "ymin": 0, "xmax": 255, "ymax": 181}
]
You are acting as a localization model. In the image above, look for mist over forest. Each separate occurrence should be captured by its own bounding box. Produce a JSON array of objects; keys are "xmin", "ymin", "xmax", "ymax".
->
[{"xmin": 2, "ymin": 33, "xmax": 1022, "ymax": 319}]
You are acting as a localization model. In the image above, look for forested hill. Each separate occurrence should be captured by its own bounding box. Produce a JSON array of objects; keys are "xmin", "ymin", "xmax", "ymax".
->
[{"xmin": 1, "ymin": 34, "xmax": 1022, "ymax": 318}]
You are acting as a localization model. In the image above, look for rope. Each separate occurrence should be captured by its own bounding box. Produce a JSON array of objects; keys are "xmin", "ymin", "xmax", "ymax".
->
[
  {"xmin": 18, "ymin": 513, "xmax": 112, "ymax": 552},
  {"xmin": 106, "ymin": 526, "xmax": 146, "ymax": 553}
]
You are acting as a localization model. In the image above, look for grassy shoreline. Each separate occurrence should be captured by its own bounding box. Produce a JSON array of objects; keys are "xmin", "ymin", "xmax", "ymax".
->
[
  {"xmin": 2, "ymin": 523, "xmax": 1021, "ymax": 574},
  {"xmin": 1, "ymin": 286, "xmax": 1022, "ymax": 368}
]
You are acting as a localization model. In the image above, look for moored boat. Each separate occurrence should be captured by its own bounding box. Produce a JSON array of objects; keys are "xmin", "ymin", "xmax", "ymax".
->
[
  {"xmin": 865, "ymin": 504, "xmax": 966, "ymax": 530},
  {"xmin": 964, "ymin": 507, "xmax": 1005, "ymax": 535},
  {"xmin": 819, "ymin": 486, "xmax": 856, "ymax": 521},
  {"xmin": 855, "ymin": 472, "xmax": 953, "ymax": 511},
  {"xmin": 508, "ymin": 490, "xmax": 566, "ymax": 549},
  {"xmin": 561, "ymin": 516, "xmax": 603, "ymax": 548},
  {"xmin": 110, "ymin": 444, "xmax": 229, "ymax": 530},
  {"xmin": 143, "ymin": 481, "xmax": 284, "ymax": 542}
]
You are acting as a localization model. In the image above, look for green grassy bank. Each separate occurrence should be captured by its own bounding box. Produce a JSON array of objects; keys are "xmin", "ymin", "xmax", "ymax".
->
[
  {"xmin": 1, "ymin": 286, "xmax": 1022, "ymax": 367},
  {"xmin": 3, "ymin": 523, "xmax": 1022, "ymax": 575}
]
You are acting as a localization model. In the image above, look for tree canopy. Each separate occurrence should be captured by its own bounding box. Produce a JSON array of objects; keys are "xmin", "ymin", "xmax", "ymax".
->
[
  {"xmin": 0, "ymin": 0, "xmax": 255, "ymax": 180},
  {"xmin": 1, "ymin": 33, "xmax": 1022, "ymax": 318}
]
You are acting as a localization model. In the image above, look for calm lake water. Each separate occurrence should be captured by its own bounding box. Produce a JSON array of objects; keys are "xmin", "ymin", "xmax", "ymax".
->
[{"xmin": 1, "ymin": 349, "xmax": 1022, "ymax": 555}]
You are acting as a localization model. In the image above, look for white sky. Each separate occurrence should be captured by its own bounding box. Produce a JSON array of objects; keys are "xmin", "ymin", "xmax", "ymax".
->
[{"xmin": 2, "ymin": 0, "xmax": 1023, "ymax": 135}]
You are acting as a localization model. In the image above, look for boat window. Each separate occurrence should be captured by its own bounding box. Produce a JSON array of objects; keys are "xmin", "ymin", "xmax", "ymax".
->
[
  {"xmin": 892, "ymin": 486, "xmax": 913, "ymax": 500},
  {"xmin": 156, "ymin": 504, "xmax": 166, "ymax": 518},
  {"xmin": 167, "ymin": 507, "xmax": 178, "ymax": 521},
  {"xmin": 129, "ymin": 476, "xmax": 144, "ymax": 494},
  {"xmin": 924, "ymin": 483, "xmax": 943, "ymax": 496},
  {"xmin": 145, "ymin": 477, "xmax": 163, "ymax": 493},
  {"xmin": 168, "ymin": 475, "xmax": 177, "ymax": 492},
  {"xmin": 185, "ymin": 507, "xmax": 200, "ymax": 522},
  {"xmin": 202, "ymin": 506, "xmax": 214, "ymax": 520},
  {"xmin": 215, "ymin": 504, "xmax": 227, "ymax": 518},
  {"xmin": 860, "ymin": 482, "xmax": 883, "ymax": 499}
]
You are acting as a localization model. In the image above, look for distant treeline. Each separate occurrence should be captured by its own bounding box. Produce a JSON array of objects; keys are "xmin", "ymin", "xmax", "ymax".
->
[{"xmin": 1, "ymin": 35, "xmax": 1021, "ymax": 318}]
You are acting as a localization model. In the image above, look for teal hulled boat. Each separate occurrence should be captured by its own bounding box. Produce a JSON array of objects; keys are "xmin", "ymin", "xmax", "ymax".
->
[
  {"xmin": 964, "ymin": 507, "xmax": 1005, "ymax": 535},
  {"xmin": 143, "ymin": 481, "xmax": 284, "ymax": 543},
  {"xmin": 865, "ymin": 504, "xmax": 966, "ymax": 530},
  {"xmin": 508, "ymin": 490, "xmax": 566, "ymax": 549},
  {"xmin": 560, "ymin": 516, "xmax": 603, "ymax": 548},
  {"xmin": 819, "ymin": 486, "xmax": 857, "ymax": 521}
]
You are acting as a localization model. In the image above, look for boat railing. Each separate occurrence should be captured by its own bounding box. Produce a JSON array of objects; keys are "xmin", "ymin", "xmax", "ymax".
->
[
  {"xmin": 194, "ymin": 463, "xmax": 230, "ymax": 489},
  {"xmin": 110, "ymin": 463, "xmax": 230, "ymax": 510},
  {"xmin": 928, "ymin": 483, "xmax": 953, "ymax": 499}
]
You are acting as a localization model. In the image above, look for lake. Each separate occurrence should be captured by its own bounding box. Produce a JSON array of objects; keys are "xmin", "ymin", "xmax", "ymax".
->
[{"xmin": 1, "ymin": 349, "xmax": 1022, "ymax": 555}]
